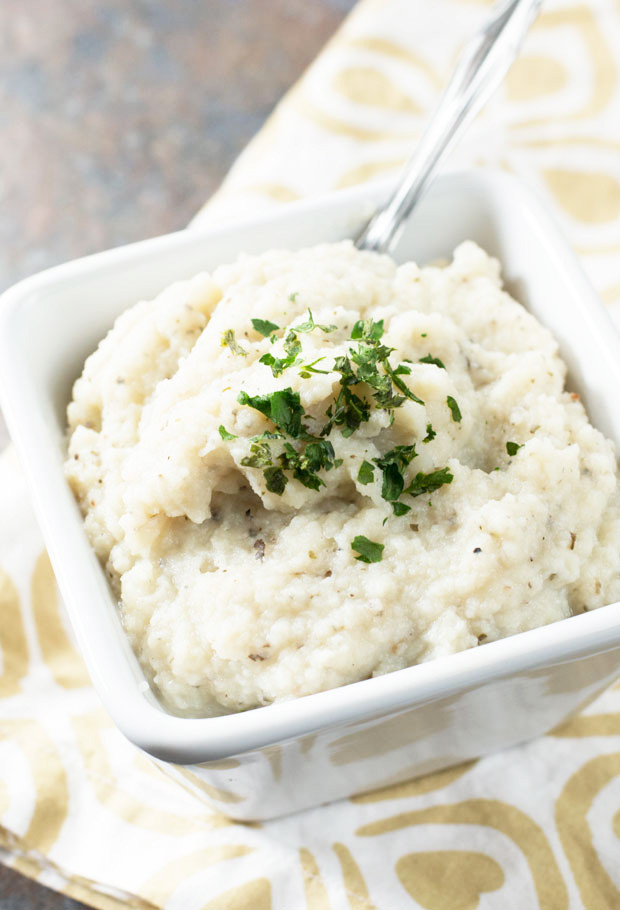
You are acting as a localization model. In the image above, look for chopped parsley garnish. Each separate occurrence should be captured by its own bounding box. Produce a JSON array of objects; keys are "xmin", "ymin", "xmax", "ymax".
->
[
  {"xmin": 252, "ymin": 430, "xmax": 285, "ymax": 441},
  {"xmin": 351, "ymin": 318, "xmax": 385, "ymax": 342},
  {"xmin": 235, "ymin": 391, "xmax": 339, "ymax": 492},
  {"xmin": 241, "ymin": 439, "xmax": 273, "ymax": 468},
  {"xmin": 293, "ymin": 309, "xmax": 337, "ymax": 334},
  {"xmin": 264, "ymin": 389, "xmax": 304, "ymax": 437},
  {"xmin": 289, "ymin": 292, "xmax": 299, "ymax": 302},
  {"xmin": 240, "ymin": 436, "xmax": 337, "ymax": 494},
  {"xmin": 251, "ymin": 317, "xmax": 280, "ymax": 337},
  {"xmin": 221, "ymin": 329, "xmax": 247, "ymax": 356},
  {"xmin": 323, "ymin": 354, "xmax": 373, "ymax": 438},
  {"xmin": 423, "ymin": 423, "xmax": 436, "ymax": 443},
  {"xmin": 228, "ymin": 311, "xmax": 453, "ymax": 533},
  {"xmin": 347, "ymin": 349, "xmax": 399, "ymax": 409},
  {"xmin": 341, "ymin": 317, "xmax": 425, "ymax": 417},
  {"xmin": 357, "ymin": 460, "xmax": 375, "ymax": 485},
  {"xmin": 384, "ymin": 359, "xmax": 424, "ymax": 405},
  {"xmin": 259, "ymin": 353, "xmax": 291, "ymax": 378},
  {"xmin": 258, "ymin": 311, "xmax": 335, "ymax": 377},
  {"xmin": 258, "ymin": 354, "xmax": 279, "ymax": 373},
  {"xmin": 374, "ymin": 445, "xmax": 418, "ymax": 502},
  {"xmin": 405, "ymin": 467, "xmax": 454, "ymax": 498},
  {"xmin": 351, "ymin": 535, "xmax": 384, "ymax": 563},
  {"xmin": 298, "ymin": 357, "xmax": 329, "ymax": 379},
  {"xmin": 258, "ymin": 313, "xmax": 425, "ymax": 437},
  {"xmin": 284, "ymin": 331, "xmax": 302, "ymax": 360},
  {"xmin": 419, "ymin": 353, "xmax": 446, "ymax": 370},
  {"xmin": 506, "ymin": 441, "xmax": 523, "ymax": 456},
  {"xmin": 446, "ymin": 396, "xmax": 462, "ymax": 423},
  {"xmin": 280, "ymin": 439, "xmax": 338, "ymax": 491},
  {"xmin": 264, "ymin": 466, "xmax": 288, "ymax": 494},
  {"xmin": 237, "ymin": 388, "xmax": 305, "ymax": 438},
  {"xmin": 259, "ymin": 330, "xmax": 301, "ymax": 377}
]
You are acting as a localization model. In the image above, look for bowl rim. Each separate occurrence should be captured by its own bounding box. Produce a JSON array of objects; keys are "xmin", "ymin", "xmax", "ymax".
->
[{"xmin": 2, "ymin": 167, "xmax": 620, "ymax": 764}]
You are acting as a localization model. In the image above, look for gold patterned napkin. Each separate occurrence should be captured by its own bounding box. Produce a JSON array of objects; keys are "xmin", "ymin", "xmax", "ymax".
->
[{"xmin": 2, "ymin": 1, "xmax": 620, "ymax": 907}]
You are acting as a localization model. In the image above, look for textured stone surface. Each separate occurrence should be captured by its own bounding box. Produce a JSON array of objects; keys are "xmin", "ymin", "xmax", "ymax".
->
[
  {"xmin": 0, "ymin": 0, "xmax": 352, "ymax": 288},
  {"xmin": 0, "ymin": 0, "xmax": 354, "ymax": 905},
  {"xmin": 0, "ymin": 868, "xmax": 88, "ymax": 910}
]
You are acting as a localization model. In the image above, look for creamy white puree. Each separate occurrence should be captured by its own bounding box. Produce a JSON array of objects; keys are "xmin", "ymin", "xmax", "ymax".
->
[{"xmin": 65, "ymin": 241, "xmax": 620, "ymax": 716}]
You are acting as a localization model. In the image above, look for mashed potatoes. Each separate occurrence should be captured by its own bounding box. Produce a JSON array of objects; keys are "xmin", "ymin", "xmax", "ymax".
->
[{"xmin": 65, "ymin": 241, "xmax": 620, "ymax": 716}]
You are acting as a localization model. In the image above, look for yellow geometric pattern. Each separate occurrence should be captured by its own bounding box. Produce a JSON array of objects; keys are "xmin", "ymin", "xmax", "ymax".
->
[{"xmin": 3, "ymin": 1, "xmax": 620, "ymax": 906}]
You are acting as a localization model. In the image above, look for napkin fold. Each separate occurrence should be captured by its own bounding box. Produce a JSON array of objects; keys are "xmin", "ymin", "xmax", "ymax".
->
[{"xmin": 2, "ymin": 1, "xmax": 620, "ymax": 907}]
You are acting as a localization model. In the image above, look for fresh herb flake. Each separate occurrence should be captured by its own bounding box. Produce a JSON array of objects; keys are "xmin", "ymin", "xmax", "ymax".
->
[
  {"xmin": 237, "ymin": 391, "xmax": 272, "ymax": 420},
  {"xmin": 322, "ymin": 365, "xmax": 371, "ymax": 437},
  {"xmin": 277, "ymin": 438, "xmax": 339, "ymax": 491},
  {"xmin": 384, "ymin": 359, "xmax": 424, "ymax": 406},
  {"xmin": 446, "ymin": 396, "xmax": 462, "ymax": 423},
  {"xmin": 264, "ymin": 466, "xmax": 288, "ymax": 494},
  {"xmin": 351, "ymin": 535, "xmax": 384, "ymax": 563},
  {"xmin": 380, "ymin": 462, "xmax": 404, "ymax": 502},
  {"xmin": 284, "ymin": 331, "xmax": 302, "ymax": 360},
  {"xmin": 423, "ymin": 423, "xmax": 436, "ymax": 444},
  {"xmin": 374, "ymin": 445, "xmax": 417, "ymax": 502},
  {"xmin": 376, "ymin": 444, "xmax": 418, "ymax": 469},
  {"xmin": 221, "ymin": 329, "xmax": 247, "ymax": 357},
  {"xmin": 241, "ymin": 440, "xmax": 273, "ymax": 469},
  {"xmin": 392, "ymin": 501, "xmax": 411, "ymax": 516},
  {"xmin": 419, "ymin": 353, "xmax": 446, "ymax": 370},
  {"xmin": 405, "ymin": 467, "xmax": 454, "ymax": 498},
  {"xmin": 506, "ymin": 441, "xmax": 523, "ymax": 456},
  {"xmin": 259, "ymin": 352, "xmax": 287, "ymax": 377},
  {"xmin": 238, "ymin": 388, "xmax": 304, "ymax": 438},
  {"xmin": 251, "ymin": 431, "xmax": 284, "ymax": 441},
  {"xmin": 351, "ymin": 318, "xmax": 384, "ymax": 342},
  {"xmin": 357, "ymin": 460, "xmax": 375, "ymax": 485},
  {"xmin": 270, "ymin": 389, "xmax": 304, "ymax": 437},
  {"xmin": 294, "ymin": 309, "xmax": 337, "ymax": 334},
  {"xmin": 251, "ymin": 317, "xmax": 280, "ymax": 337},
  {"xmin": 298, "ymin": 356, "xmax": 329, "ymax": 378},
  {"xmin": 218, "ymin": 425, "xmax": 237, "ymax": 441},
  {"xmin": 258, "ymin": 328, "xmax": 304, "ymax": 377}
]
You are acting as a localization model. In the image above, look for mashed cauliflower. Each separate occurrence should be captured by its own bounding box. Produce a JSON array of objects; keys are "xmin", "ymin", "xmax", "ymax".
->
[{"xmin": 65, "ymin": 241, "xmax": 620, "ymax": 716}]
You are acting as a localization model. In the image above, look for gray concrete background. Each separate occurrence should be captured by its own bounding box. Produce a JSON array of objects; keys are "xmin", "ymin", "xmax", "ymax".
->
[{"xmin": 0, "ymin": 0, "xmax": 355, "ymax": 906}]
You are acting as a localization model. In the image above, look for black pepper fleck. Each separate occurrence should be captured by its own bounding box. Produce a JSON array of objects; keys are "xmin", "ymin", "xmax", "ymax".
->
[{"xmin": 254, "ymin": 538, "xmax": 265, "ymax": 560}]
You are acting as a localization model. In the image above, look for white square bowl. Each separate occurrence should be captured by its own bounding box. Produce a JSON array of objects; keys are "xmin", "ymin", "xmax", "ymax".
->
[{"xmin": 2, "ymin": 170, "xmax": 620, "ymax": 821}]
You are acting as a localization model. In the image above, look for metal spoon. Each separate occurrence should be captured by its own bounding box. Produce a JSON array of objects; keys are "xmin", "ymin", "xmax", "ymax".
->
[{"xmin": 355, "ymin": 0, "xmax": 544, "ymax": 254}]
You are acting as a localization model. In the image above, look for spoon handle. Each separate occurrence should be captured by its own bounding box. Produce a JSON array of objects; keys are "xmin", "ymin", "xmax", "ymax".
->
[{"xmin": 355, "ymin": 0, "xmax": 544, "ymax": 254}]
